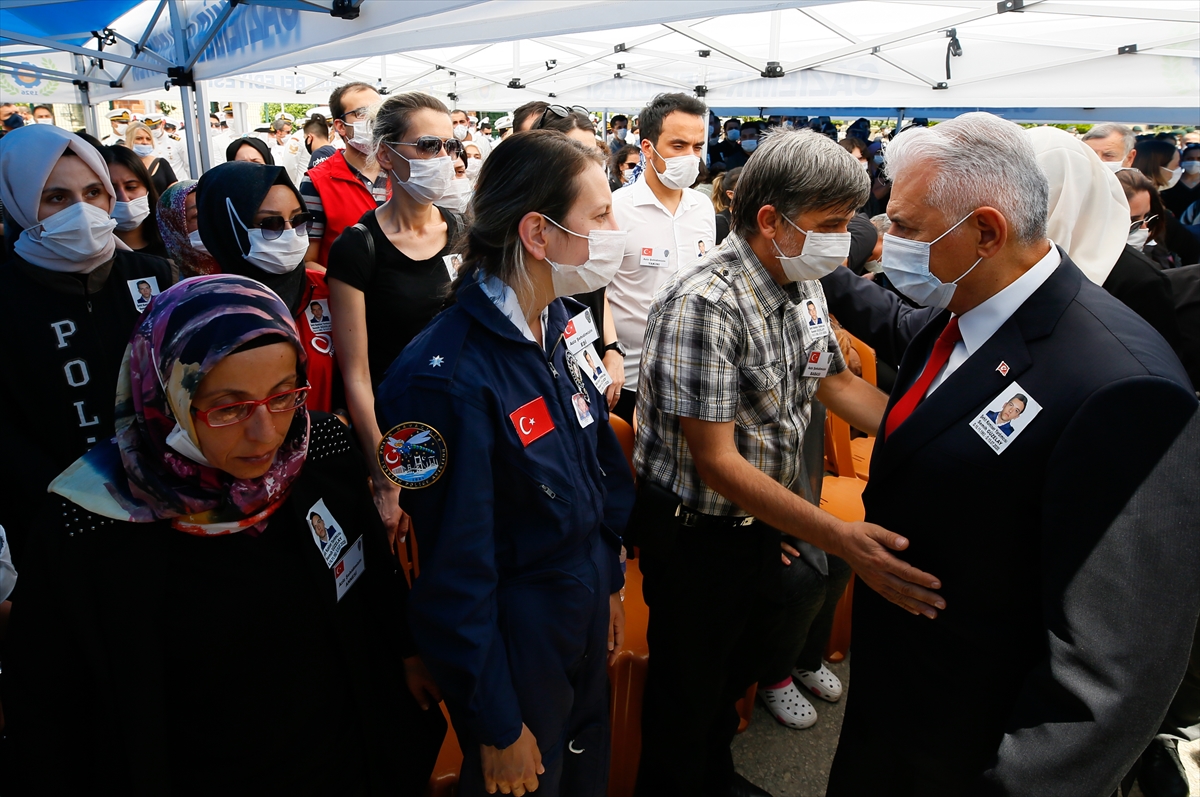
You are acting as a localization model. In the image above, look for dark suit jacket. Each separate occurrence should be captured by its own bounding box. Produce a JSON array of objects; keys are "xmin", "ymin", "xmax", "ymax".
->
[{"xmin": 821, "ymin": 253, "xmax": 1200, "ymax": 796}]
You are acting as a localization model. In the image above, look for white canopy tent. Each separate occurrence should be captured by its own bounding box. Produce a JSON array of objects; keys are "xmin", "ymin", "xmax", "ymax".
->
[{"xmin": 3, "ymin": 0, "xmax": 1197, "ymax": 177}]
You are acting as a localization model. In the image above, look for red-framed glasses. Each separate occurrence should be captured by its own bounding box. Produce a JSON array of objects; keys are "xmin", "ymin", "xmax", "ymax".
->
[{"xmin": 192, "ymin": 386, "xmax": 310, "ymax": 428}]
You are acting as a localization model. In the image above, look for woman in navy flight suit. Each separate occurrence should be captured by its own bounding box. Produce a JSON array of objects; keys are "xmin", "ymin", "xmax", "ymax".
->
[{"xmin": 375, "ymin": 130, "xmax": 635, "ymax": 797}]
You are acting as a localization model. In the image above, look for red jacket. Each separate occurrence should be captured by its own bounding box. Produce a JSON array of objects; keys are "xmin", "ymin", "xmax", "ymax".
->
[
  {"xmin": 307, "ymin": 151, "xmax": 386, "ymax": 267},
  {"xmin": 298, "ymin": 269, "xmax": 341, "ymax": 413}
]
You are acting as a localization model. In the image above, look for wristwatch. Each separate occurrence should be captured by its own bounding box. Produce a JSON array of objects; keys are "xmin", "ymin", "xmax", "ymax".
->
[{"xmin": 602, "ymin": 340, "xmax": 627, "ymax": 357}]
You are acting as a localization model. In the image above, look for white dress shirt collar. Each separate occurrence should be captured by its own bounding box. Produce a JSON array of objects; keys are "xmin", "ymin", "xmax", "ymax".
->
[
  {"xmin": 479, "ymin": 273, "xmax": 547, "ymax": 346},
  {"xmin": 927, "ymin": 243, "xmax": 1060, "ymax": 396},
  {"xmin": 630, "ymin": 173, "xmax": 703, "ymax": 218},
  {"xmin": 957, "ymin": 243, "xmax": 1061, "ymax": 357}
]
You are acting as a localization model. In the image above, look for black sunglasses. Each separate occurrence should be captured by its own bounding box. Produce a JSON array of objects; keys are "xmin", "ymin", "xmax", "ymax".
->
[
  {"xmin": 254, "ymin": 212, "xmax": 314, "ymax": 240},
  {"xmin": 1129, "ymin": 215, "xmax": 1158, "ymax": 233},
  {"xmin": 538, "ymin": 104, "xmax": 590, "ymax": 128},
  {"xmin": 390, "ymin": 136, "xmax": 464, "ymax": 158}
]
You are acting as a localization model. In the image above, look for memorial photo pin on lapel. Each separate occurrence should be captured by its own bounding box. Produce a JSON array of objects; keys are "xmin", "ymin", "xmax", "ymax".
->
[{"xmin": 969, "ymin": 381, "xmax": 1043, "ymax": 454}]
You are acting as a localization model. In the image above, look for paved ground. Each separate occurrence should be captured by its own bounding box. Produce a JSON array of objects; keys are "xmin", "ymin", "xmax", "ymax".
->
[{"xmin": 733, "ymin": 656, "xmax": 1200, "ymax": 797}]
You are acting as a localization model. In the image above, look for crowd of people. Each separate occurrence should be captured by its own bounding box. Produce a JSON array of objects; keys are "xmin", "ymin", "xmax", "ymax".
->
[{"xmin": 0, "ymin": 90, "xmax": 1198, "ymax": 797}]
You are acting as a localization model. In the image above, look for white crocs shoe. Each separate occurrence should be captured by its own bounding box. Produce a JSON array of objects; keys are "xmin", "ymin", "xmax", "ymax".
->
[
  {"xmin": 793, "ymin": 664, "xmax": 843, "ymax": 703},
  {"xmin": 758, "ymin": 682, "xmax": 818, "ymax": 730}
]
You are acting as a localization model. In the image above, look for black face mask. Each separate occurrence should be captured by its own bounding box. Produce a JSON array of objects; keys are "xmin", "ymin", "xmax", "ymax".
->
[{"xmin": 305, "ymin": 136, "xmax": 313, "ymax": 155}]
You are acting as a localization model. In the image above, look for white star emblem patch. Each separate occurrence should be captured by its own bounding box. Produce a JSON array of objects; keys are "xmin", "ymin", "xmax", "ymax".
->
[{"xmin": 429, "ymin": 355, "xmax": 444, "ymax": 368}]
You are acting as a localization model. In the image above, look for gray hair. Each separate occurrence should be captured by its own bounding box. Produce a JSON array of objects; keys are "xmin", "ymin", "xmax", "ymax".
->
[
  {"xmin": 732, "ymin": 128, "xmax": 869, "ymax": 237},
  {"xmin": 1082, "ymin": 122, "xmax": 1135, "ymax": 158},
  {"xmin": 870, "ymin": 213, "xmax": 891, "ymax": 236},
  {"xmin": 885, "ymin": 112, "xmax": 1048, "ymax": 245}
]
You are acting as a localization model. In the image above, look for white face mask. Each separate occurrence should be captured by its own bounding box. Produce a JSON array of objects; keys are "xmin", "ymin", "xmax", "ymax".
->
[
  {"xmin": 864, "ymin": 259, "xmax": 884, "ymax": 274},
  {"xmin": 151, "ymin": 126, "xmax": 164, "ymax": 139},
  {"xmin": 465, "ymin": 157, "xmax": 483, "ymax": 184},
  {"xmin": 615, "ymin": 128, "xmax": 628, "ymax": 141},
  {"xmin": 438, "ymin": 178, "xmax": 473, "ymax": 213},
  {"xmin": 385, "ymin": 143, "xmax": 454, "ymax": 205},
  {"xmin": 1102, "ymin": 160, "xmax": 1125, "ymax": 173},
  {"xmin": 34, "ymin": 118, "xmax": 54, "ymax": 125},
  {"xmin": 453, "ymin": 124, "xmax": 469, "ymax": 141},
  {"xmin": 112, "ymin": 195, "xmax": 150, "ymax": 231},
  {"xmin": 1182, "ymin": 161, "xmax": 1200, "ymax": 175},
  {"xmin": 542, "ymin": 215, "xmax": 628, "ymax": 296},
  {"xmin": 648, "ymin": 142, "xmax": 700, "ymax": 191},
  {"xmin": 1161, "ymin": 165, "xmax": 1183, "ymax": 190},
  {"xmin": 115, "ymin": 123, "xmax": 128, "ymax": 136},
  {"xmin": 773, "ymin": 215, "xmax": 851, "ymax": 281},
  {"xmin": 741, "ymin": 139, "xmax": 758, "ymax": 153},
  {"xmin": 881, "ymin": 211, "xmax": 982, "ymax": 309},
  {"xmin": 228, "ymin": 198, "xmax": 307, "ymax": 274},
  {"xmin": 188, "ymin": 228, "xmax": 209, "ymax": 255},
  {"xmin": 1127, "ymin": 226, "xmax": 1150, "ymax": 249},
  {"xmin": 17, "ymin": 201, "xmax": 117, "ymax": 270},
  {"xmin": 132, "ymin": 143, "xmax": 156, "ymax": 157},
  {"xmin": 342, "ymin": 121, "xmax": 372, "ymax": 154}
]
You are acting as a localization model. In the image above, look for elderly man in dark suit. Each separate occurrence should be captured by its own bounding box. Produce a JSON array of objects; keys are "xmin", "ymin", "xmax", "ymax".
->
[{"xmin": 819, "ymin": 112, "xmax": 1200, "ymax": 796}]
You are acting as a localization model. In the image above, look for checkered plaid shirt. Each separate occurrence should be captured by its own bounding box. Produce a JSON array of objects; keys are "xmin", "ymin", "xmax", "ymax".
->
[{"xmin": 634, "ymin": 231, "xmax": 846, "ymax": 516}]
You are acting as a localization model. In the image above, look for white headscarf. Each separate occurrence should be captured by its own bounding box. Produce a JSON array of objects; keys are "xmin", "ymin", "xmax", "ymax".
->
[
  {"xmin": 0, "ymin": 123, "xmax": 123, "ymax": 272},
  {"xmin": 1026, "ymin": 126, "xmax": 1130, "ymax": 285}
]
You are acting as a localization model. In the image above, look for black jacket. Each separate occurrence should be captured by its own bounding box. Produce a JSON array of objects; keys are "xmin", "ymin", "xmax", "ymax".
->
[
  {"xmin": 0, "ymin": 250, "xmax": 174, "ymax": 567},
  {"xmin": 821, "ymin": 253, "xmax": 1200, "ymax": 795},
  {"xmin": 1, "ymin": 414, "xmax": 445, "ymax": 796}
]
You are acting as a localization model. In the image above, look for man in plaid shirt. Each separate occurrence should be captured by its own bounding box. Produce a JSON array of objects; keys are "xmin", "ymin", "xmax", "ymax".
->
[{"xmin": 633, "ymin": 129, "xmax": 945, "ymax": 797}]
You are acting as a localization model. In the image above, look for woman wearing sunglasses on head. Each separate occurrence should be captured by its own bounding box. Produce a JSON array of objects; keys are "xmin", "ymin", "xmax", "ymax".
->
[
  {"xmin": 374, "ymin": 130, "xmax": 635, "ymax": 797},
  {"xmin": 4, "ymin": 276, "xmax": 445, "ymax": 794},
  {"xmin": 0, "ymin": 123, "xmax": 173, "ymax": 610},
  {"xmin": 326, "ymin": 91, "xmax": 464, "ymax": 544},
  {"xmin": 102, "ymin": 144, "xmax": 170, "ymax": 259},
  {"xmin": 195, "ymin": 161, "xmax": 342, "ymax": 417}
]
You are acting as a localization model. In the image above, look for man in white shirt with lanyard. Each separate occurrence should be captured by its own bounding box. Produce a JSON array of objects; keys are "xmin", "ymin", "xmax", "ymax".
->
[{"xmin": 607, "ymin": 92, "xmax": 716, "ymax": 423}]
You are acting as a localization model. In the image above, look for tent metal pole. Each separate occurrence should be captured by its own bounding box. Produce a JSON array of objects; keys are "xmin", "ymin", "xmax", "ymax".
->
[
  {"xmin": 112, "ymin": 0, "xmax": 169, "ymax": 87},
  {"xmin": 0, "ymin": 29, "xmax": 171, "ymax": 72},
  {"xmin": 195, "ymin": 79, "xmax": 213, "ymax": 174},
  {"xmin": 0, "ymin": 61, "xmax": 115, "ymax": 85},
  {"xmin": 168, "ymin": 0, "xmax": 200, "ymax": 178}
]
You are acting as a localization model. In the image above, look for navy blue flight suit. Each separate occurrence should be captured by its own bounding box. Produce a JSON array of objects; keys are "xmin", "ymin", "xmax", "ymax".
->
[{"xmin": 376, "ymin": 277, "xmax": 635, "ymax": 797}]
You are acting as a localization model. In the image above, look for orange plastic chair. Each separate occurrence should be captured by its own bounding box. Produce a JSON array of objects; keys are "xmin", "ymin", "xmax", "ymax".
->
[
  {"xmin": 819, "ymin": 411, "xmax": 866, "ymax": 663},
  {"xmin": 425, "ymin": 702, "xmax": 462, "ymax": 797},
  {"xmin": 609, "ymin": 413, "xmax": 636, "ymax": 481},
  {"xmin": 845, "ymin": 333, "xmax": 878, "ymax": 481}
]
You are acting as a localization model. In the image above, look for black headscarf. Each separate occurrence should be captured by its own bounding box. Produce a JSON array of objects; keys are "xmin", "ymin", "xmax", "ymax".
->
[
  {"xmin": 224, "ymin": 136, "xmax": 275, "ymax": 165},
  {"xmin": 195, "ymin": 161, "xmax": 306, "ymax": 313}
]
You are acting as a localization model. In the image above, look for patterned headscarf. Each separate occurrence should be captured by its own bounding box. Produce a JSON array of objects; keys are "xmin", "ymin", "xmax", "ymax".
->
[
  {"xmin": 157, "ymin": 180, "xmax": 219, "ymax": 277},
  {"xmin": 51, "ymin": 275, "xmax": 310, "ymax": 536}
]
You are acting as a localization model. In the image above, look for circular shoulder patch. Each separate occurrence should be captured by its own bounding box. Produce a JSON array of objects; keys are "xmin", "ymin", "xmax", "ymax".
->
[{"xmin": 378, "ymin": 422, "xmax": 448, "ymax": 489}]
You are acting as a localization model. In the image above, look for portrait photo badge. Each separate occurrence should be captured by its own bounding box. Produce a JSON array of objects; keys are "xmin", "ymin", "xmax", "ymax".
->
[{"xmin": 378, "ymin": 422, "xmax": 448, "ymax": 489}]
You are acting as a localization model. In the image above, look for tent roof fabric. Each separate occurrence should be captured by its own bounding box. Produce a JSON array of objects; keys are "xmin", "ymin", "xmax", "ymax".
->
[
  {"xmin": 1, "ymin": 0, "xmax": 1197, "ymax": 123},
  {"xmin": 0, "ymin": 0, "xmax": 144, "ymax": 46}
]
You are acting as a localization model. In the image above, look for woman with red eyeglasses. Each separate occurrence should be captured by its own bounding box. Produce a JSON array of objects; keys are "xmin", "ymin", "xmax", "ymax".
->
[
  {"xmin": 3, "ymin": 276, "xmax": 445, "ymax": 794},
  {"xmin": 194, "ymin": 160, "xmax": 343, "ymax": 418}
]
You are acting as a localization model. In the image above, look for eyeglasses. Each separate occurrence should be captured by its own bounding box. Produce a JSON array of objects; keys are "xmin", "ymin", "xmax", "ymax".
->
[
  {"xmin": 192, "ymin": 386, "xmax": 310, "ymax": 428},
  {"xmin": 390, "ymin": 136, "xmax": 464, "ymax": 158},
  {"xmin": 620, "ymin": 161, "xmax": 639, "ymax": 170},
  {"xmin": 338, "ymin": 106, "xmax": 372, "ymax": 122},
  {"xmin": 254, "ymin": 212, "xmax": 315, "ymax": 240},
  {"xmin": 1129, "ymin": 214, "xmax": 1158, "ymax": 233},
  {"xmin": 538, "ymin": 104, "xmax": 590, "ymax": 128}
]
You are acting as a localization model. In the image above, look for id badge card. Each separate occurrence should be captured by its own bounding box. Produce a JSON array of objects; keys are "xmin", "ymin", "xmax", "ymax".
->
[
  {"xmin": 572, "ymin": 392, "xmax": 595, "ymax": 428},
  {"xmin": 563, "ymin": 309, "xmax": 600, "ymax": 356},
  {"xmin": 802, "ymin": 351, "xmax": 833, "ymax": 378},
  {"xmin": 334, "ymin": 537, "xmax": 365, "ymax": 601},
  {"xmin": 639, "ymin": 247, "xmax": 670, "ymax": 268}
]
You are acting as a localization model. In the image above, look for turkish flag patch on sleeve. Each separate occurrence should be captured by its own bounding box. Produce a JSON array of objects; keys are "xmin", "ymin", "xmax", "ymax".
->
[{"xmin": 509, "ymin": 396, "xmax": 555, "ymax": 447}]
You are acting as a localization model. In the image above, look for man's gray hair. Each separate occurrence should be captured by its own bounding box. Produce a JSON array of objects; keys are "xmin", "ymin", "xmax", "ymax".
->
[
  {"xmin": 885, "ymin": 112, "xmax": 1048, "ymax": 245},
  {"xmin": 870, "ymin": 213, "xmax": 892, "ymax": 236},
  {"xmin": 1082, "ymin": 122, "xmax": 1135, "ymax": 157},
  {"xmin": 732, "ymin": 128, "xmax": 869, "ymax": 237}
]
